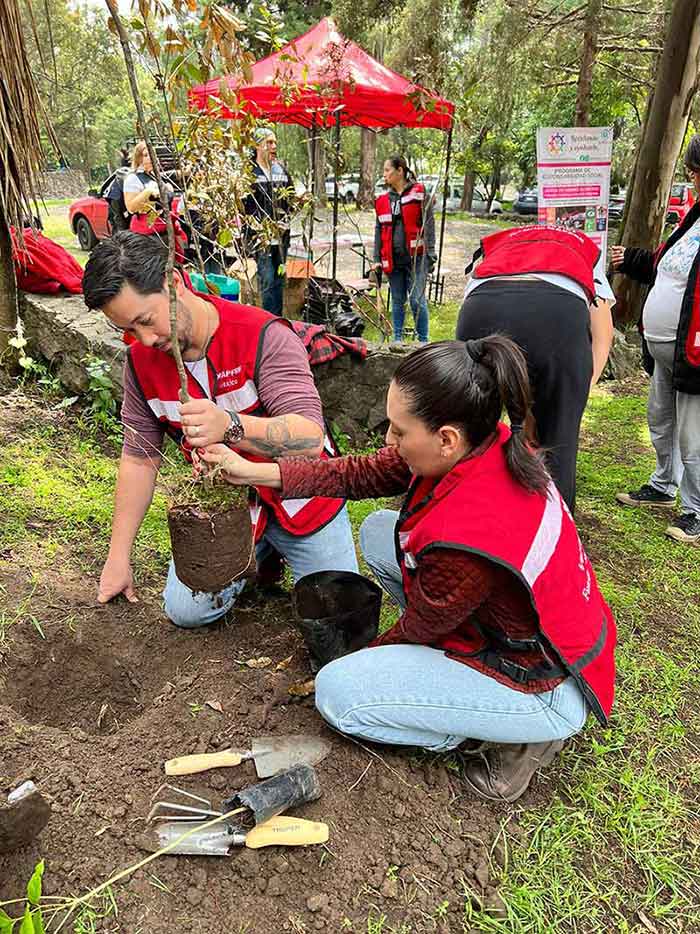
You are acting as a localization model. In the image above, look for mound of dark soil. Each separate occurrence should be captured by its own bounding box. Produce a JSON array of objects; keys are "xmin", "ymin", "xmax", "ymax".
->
[{"xmin": 0, "ymin": 558, "xmax": 516, "ymax": 933}]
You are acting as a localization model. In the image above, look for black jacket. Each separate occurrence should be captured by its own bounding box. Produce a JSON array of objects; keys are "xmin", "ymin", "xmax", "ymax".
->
[
  {"xmin": 243, "ymin": 158, "xmax": 293, "ymax": 256},
  {"xmin": 621, "ymin": 202, "xmax": 700, "ymax": 394}
]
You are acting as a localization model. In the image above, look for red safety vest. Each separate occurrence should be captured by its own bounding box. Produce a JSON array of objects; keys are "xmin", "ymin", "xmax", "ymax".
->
[
  {"xmin": 396, "ymin": 424, "xmax": 616, "ymax": 724},
  {"xmin": 127, "ymin": 293, "xmax": 345, "ymax": 541},
  {"xmin": 375, "ymin": 183, "xmax": 427, "ymax": 275},
  {"xmin": 469, "ymin": 225, "xmax": 600, "ymax": 302}
]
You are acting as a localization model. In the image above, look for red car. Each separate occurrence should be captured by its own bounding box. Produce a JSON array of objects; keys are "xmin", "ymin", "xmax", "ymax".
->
[
  {"xmin": 667, "ymin": 182, "xmax": 696, "ymax": 226},
  {"xmin": 69, "ymin": 171, "xmax": 185, "ymax": 251},
  {"xmin": 68, "ymin": 173, "xmax": 116, "ymax": 250}
]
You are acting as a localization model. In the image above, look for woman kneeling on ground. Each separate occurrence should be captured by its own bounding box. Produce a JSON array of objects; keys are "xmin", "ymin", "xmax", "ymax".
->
[{"xmin": 200, "ymin": 337, "xmax": 616, "ymax": 803}]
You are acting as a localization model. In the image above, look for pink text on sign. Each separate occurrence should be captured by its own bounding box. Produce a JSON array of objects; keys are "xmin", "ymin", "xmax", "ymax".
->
[{"xmin": 542, "ymin": 185, "xmax": 601, "ymax": 199}]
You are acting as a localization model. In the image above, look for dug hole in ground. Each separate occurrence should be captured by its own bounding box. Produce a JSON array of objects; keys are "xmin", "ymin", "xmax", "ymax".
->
[{"xmin": 0, "ymin": 387, "xmax": 510, "ymax": 934}]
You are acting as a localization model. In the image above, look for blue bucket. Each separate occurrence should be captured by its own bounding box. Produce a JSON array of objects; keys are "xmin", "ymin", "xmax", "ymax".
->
[{"xmin": 189, "ymin": 271, "xmax": 240, "ymax": 301}]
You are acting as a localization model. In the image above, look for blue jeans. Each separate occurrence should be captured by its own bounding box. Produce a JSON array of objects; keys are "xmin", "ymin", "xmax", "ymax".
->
[
  {"xmin": 256, "ymin": 247, "xmax": 285, "ymax": 317},
  {"xmin": 314, "ymin": 509, "xmax": 589, "ymax": 749},
  {"xmin": 163, "ymin": 507, "xmax": 358, "ymax": 628},
  {"xmin": 387, "ymin": 256, "xmax": 430, "ymax": 342}
]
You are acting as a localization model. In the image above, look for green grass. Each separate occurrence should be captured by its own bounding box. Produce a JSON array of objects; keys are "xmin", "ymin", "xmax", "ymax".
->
[
  {"xmin": 0, "ymin": 418, "xmax": 172, "ymax": 575},
  {"xmin": 2, "ymin": 358, "xmax": 699, "ymax": 931},
  {"xmin": 37, "ymin": 201, "xmax": 85, "ymax": 265},
  {"xmin": 462, "ymin": 386, "xmax": 700, "ymax": 933}
]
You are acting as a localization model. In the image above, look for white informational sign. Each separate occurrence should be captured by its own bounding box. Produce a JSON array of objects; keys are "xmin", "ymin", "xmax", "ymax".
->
[{"xmin": 536, "ymin": 126, "xmax": 613, "ymax": 285}]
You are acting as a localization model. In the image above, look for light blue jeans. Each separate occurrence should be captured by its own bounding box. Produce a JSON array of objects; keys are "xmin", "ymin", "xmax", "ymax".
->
[
  {"xmin": 388, "ymin": 256, "xmax": 430, "ymax": 342},
  {"xmin": 163, "ymin": 506, "xmax": 358, "ymax": 628},
  {"xmin": 646, "ymin": 339, "xmax": 700, "ymax": 515},
  {"xmin": 315, "ymin": 509, "xmax": 589, "ymax": 749}
]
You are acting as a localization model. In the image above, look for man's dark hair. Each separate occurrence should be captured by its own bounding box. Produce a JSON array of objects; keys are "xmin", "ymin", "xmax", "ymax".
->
[
  {"xmin": 82, "ymin": 230, "xmax": 168, "ymax": 310},
  {"xmin": 684, "ymin": 135, "xmax": 700, "ymax": 173}
]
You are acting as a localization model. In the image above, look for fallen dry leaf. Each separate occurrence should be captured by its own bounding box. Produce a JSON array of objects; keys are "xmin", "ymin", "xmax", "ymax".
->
[
  {"xmin": 637, "ymin": 911, "xmax": 659, "ymax": 934},
  {"xmin": 288, "ymin": 678, "xmax": 315, "ymax": 697},
  {"xmin": 205, "ymin": 700, "xmax": 224, "ymax": 713},
  {"xmin": 245, "ymin": 656, "xmax": 272, "ymax": 669},
  {"xmin": 275, "ymin": 654, "xmax": 294, "ymax": 671}
]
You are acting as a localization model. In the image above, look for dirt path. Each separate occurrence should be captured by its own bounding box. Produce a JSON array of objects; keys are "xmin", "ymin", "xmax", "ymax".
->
[{"xmin": 44, "ymin": 201, "xmax": 496, "ymax": 304}]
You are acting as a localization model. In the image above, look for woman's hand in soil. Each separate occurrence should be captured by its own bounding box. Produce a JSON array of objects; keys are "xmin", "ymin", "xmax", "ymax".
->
[
  {"xmin": 97, "ymin": 556, "xmax": 138, "ymax": 604},
  {"xmin": 179, "ymin": 399, "xmax": 230, "ymax": 447}
]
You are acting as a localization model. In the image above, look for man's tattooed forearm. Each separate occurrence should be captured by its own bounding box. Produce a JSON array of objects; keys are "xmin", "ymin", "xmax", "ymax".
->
[{"xmin": 246, "ymin": 416, "xmax": 321, "ymax": 458}]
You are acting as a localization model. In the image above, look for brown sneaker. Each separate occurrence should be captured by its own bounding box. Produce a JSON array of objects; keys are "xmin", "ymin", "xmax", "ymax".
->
[{"xmin": 463, "ymin": 740, "xmax": 565, "ymax": 803}]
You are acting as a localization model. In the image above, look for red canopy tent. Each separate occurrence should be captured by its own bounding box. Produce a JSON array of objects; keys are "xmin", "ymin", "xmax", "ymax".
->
[
  {"xmin": 189, "ymin": 17, "xmax": 454, "ymax": 131},
  {"xmin": 189, "ymin": 17, "xmax": 454, "ymax": 295}
]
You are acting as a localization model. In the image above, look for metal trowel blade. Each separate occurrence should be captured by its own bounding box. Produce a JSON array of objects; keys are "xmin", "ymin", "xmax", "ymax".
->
[{"xmin": 251, "ymin": 734, "xmax": 331, "ymax": 778}]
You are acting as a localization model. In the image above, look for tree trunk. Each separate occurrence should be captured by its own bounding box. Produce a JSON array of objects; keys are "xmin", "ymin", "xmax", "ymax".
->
[
  {"xmin": 309, "ymin": 133, "xmax": 326, "ymax": 205},
  {"xmin": 0, "ymin": 207, "xmax": 18, "ymax": 356},
  {"xmin": 574, "ymin": 0, "xmax": 602, "ymax": 127},
  {"xmin": 82, "ymin": 111, "xmax": 91, "ymax": 181},
  {"xmin": 614, "ymin": 0, "xmax": 700, "ymax": 325},
  {"xmin": 358, "ymin": 127, "xmax": 377, "ymax": 209},
  {"xmin": 460, "ymin": 170, "xmax": 475, "ymax": 211}
]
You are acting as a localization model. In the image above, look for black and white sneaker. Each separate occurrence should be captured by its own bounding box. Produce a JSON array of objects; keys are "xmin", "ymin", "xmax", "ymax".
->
[
  {"xmin": 616, "ymin": 484, "xmax": 676, "ymax": 508},
  {"xmin": 665, "ymin": 513, "xmax": 700, "ymax": 544}
]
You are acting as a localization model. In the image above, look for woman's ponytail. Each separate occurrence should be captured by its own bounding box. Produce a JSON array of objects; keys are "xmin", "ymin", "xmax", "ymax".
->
[{"xmin": 478, "ymin": 335, "xmax": 550, "ymax": 494}]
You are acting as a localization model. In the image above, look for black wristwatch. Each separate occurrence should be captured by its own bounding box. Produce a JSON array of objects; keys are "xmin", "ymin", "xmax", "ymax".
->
[{"xmin": 222, "ymin": 410, "xmax": 245, "ymax": 445}]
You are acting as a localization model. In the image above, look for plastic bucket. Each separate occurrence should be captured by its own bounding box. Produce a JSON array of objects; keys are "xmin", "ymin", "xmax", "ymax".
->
[
  {"xmin": 293, "ymin": 571, "xmax": 382, "ymax": 670},
  {"xmin": 189, "ymin": 271, "xmax": 240, "ymax": 301}
]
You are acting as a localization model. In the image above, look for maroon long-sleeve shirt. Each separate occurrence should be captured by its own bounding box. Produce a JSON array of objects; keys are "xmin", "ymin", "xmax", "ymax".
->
[{"xmin": 279, "ymin": 445, "xmax": 563, "ymax": 693}]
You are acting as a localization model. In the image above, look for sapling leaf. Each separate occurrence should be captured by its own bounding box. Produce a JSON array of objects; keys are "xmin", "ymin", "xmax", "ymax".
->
[
  {"xmin": 18, "ymin": 908, "xmax": 32, "ymax": 934},
  {"xmin": 0, "ymin": 907, "xmax": 15, "ymax": 933},
  {"xmin": 26, "ymin": 861, "xmax": 44, "ymax": 905}
]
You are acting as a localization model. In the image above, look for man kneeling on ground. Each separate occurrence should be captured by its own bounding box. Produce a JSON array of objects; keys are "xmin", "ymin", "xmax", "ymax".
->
[{"xmin": 82, "ymin": 231, "xmax": 358, "ymax": 625}]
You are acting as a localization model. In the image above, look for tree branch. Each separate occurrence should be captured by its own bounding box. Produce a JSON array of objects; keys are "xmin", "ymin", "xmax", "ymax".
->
[{"xmin": 104, "ymin": 0, "xmax": 189, "ymax": 402}]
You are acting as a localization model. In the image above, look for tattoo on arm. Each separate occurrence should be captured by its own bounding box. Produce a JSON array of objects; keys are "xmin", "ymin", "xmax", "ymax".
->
[{"xmin": 246, "ymin": 416, "xmax": 322, "ymax": 458}]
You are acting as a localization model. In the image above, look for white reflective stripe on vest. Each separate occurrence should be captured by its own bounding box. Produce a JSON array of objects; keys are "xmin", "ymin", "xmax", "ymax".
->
[
  {"xmin": 280, "ymin": 497, "xmax": 313, "ymax": 518},
  {"xmin": 323, "ymin": 434, "xmax": 335, "ymax": 455},
  {"xmin": 377, "ymin": 213, "xmax": 392, "ymax": 223},
  {"xmin": 398, "ymin": 531, "xmax": 410, "ymax": 550},
  {"xmin": 409, "ymin": 239, "xmax": 424, "ymax": 249},
  {"xmin": 402, "ymin": 191, "xmax": 424, "ymax": 203},
  {"xmin": 147, "ymin": 398, "xmax": 181, "ymax": 422},
  {"xmin": 521, "ymin": 483, "xmax": 563, "ymax": 587},
  {"xmin": 215, "ymin": 381, "xmax": 259, "ymax": 413}
]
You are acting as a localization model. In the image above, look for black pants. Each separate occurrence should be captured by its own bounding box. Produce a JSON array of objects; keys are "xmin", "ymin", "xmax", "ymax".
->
[{"xmin": 456, "ymin": 279, "xmax": 593, "ymax": 512}]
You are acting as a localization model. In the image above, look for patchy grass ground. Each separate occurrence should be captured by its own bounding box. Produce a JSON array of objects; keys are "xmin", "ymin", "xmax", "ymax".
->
[
  {"xmin": 38, "ymin": 199, "xmax": 85, "ymax": 266},
  {"xmin": 0, "ymin": 365, "xmax": 698, "ymax": 932}
]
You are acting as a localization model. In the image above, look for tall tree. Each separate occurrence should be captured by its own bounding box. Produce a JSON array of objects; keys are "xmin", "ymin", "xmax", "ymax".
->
[
  {"xmin": 0, "ymin": 0, "xmax": 57, "ymax": 353},
  {"xmin": 615, "ymin": 0, "xmax": 700, "ymax": 323},
  {"xmin": 574, "ymin": 0, "xmax": 602, "ymax": 126}
]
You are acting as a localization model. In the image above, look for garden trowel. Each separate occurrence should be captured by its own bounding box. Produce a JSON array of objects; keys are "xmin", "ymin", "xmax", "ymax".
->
[
  {"xmin": 141, "ymin": 815, "xmax": 329, "ymax": 856},
  {"xmin": 164, "ymin": 734, "xmax": 331, "ymax": 778}
]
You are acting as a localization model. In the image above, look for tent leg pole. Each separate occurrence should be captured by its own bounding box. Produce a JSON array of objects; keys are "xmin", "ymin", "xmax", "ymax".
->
[
  {"xmin": 331, "ymin": 111, "xmax": 341, "ymax": 283},
  {"xmin": 308, "ymin": 115, "xmax": 316, "ymax": 263},
  {"xmin": 434, "ymin": 125, "xmax": 452, "ymax": 305}
]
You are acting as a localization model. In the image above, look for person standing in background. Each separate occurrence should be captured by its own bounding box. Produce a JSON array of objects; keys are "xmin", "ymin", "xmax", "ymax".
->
[
  {"xmin": 372, "ymin": 156, "xmax": 435, "ymax": 343},
  {"xmin": 243, "ymin": 127, "xmax": 294, "ymax": 317},
  {"xmin": 612, "ymin": 135, "xmax": 700, "ymax": 545},
  {"xmin": 456, "ymin": 225, "xmax": 614, "ymax": 513}
]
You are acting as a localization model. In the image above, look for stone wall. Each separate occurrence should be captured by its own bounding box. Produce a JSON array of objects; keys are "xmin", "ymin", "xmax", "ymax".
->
[
  {"xmin": 38, "ymin": 170, "xmax": 89, "ymax": 201},
  {"xmin": 18, "ymin": 294, "xmax": 644, "ymax": 445},
  {"xmin": 19, "ymin": 294, "xmax": 406, "ymax": 443}
]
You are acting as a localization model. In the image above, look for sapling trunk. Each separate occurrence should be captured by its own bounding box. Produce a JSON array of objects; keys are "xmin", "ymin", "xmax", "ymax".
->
[{"xmin": 104, "ymin": 0, "xmax": 190, "ymax": 402}]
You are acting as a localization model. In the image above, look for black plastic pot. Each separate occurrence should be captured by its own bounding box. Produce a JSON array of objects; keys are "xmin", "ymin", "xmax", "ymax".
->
[
  {"xmin": 293, "ymin": 570, "xmax": 382, "ymax": 670},
  {"xmin": 222, "ymin": 764, "xmax": 321, "ymax": 826}
]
